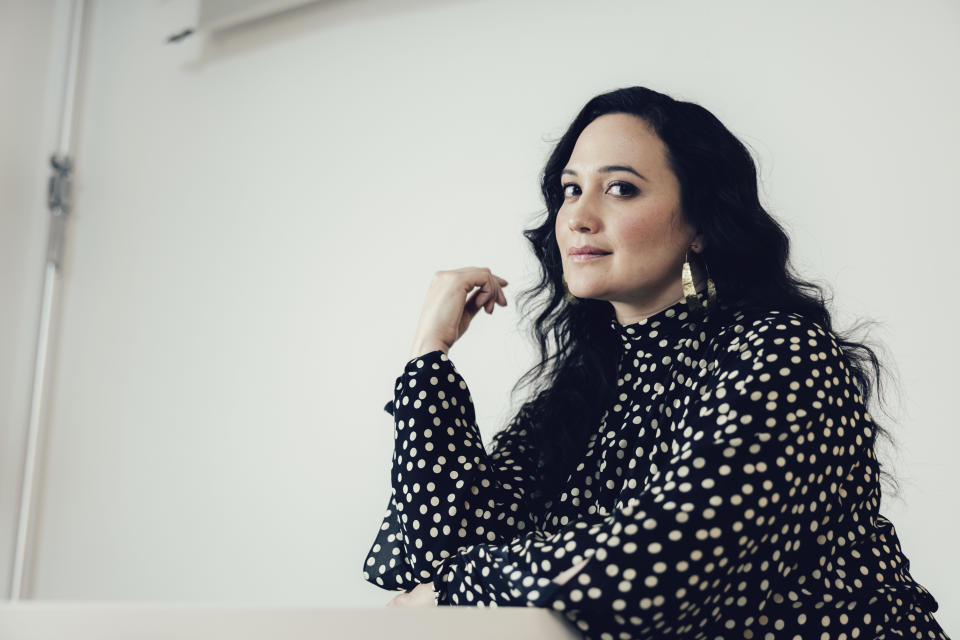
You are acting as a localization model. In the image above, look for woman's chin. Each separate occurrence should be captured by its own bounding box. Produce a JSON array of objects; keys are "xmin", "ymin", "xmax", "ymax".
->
[{"xmin": 571, "ymin": 288, "xmax": 608, "ymax": 301}]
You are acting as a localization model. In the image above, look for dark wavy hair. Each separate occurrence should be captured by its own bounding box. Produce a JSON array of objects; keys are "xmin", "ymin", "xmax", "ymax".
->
[{"xmin": 505, "ymin": 86, "xmax": 900, "ymax": 514}]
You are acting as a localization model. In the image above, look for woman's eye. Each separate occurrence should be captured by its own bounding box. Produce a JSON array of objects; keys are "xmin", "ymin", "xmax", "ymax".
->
[
  {"xmin": 562, "ymin": 182, "xmax": 637, "ymax": 198},
  {"xmin": 562, "ymin": 183, "xmax": 580, "ymax": 198},
  {"xmin": 608, "ymin": 181, "xmax": 637, "ymax": 197}
]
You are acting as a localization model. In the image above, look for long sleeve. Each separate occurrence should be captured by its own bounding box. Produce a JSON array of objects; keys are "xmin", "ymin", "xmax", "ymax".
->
[
  {"xmin": 361, "ymin": 349, "xmax": 544, "ymax": 592},
  {"xmin": 429, "ymin": 316, "xmax": 890, "ymax": 631}
]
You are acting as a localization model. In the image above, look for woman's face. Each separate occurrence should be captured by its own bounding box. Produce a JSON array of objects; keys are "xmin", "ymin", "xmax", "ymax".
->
[{"xmin": 554, "ymin": 112, "xmax": 703, "ymax": 325}]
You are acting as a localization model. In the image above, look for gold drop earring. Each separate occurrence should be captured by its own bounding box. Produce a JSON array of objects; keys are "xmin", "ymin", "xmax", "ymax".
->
[{"xmin": 682, "ymin": 245, "xmax": 717, "ymax": 312}]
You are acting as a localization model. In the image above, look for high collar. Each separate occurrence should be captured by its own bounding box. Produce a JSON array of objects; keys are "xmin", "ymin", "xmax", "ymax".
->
[{"xmin": 609, "ymin": 296, "xmax": 706, "ymax": 354}]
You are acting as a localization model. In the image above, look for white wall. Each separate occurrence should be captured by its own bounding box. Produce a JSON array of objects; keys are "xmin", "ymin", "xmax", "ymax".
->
[
  {"xmin": 2, "ymin": 0, "xmax": 957, "ymax": 628},
  {"xmin": 0, "ymin": 0, "xmax": 69, "ymax": 602}
]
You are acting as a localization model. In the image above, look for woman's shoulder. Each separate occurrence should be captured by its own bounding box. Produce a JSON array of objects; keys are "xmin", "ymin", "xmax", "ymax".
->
[{"xmin": 708, "ymin": 304, "xmax": 844, "ymax": 371}]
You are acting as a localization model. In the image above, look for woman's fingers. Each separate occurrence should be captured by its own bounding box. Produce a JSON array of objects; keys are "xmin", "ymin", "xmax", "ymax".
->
[
  {"xmin": 465, "ymin": 269, "xmax": 506, "ymax": 293},
  {"xmin": 481, "ymin": 275, "xmax": 507, "ymax": 313},
  {"xmin": 470, "ymin": 275, "xmax": 503, "ymax": 314},
  {"xmin": 493, "ymin": 278, "xmax": 508, "ymax": 309},
  {"xmin": 490, "ymin": 277, "xmax": 506, "ymax": 308},
  {"xmin": 409, "ymin": 267, "xmax": 510, "ymax": 359},
  {"xmin": 480, "ymin": 281, "xmax": 493, "ymax": 313},
  {"xmin": 385, "ymin": 584, "xmax": 434, "ymax": 607}
]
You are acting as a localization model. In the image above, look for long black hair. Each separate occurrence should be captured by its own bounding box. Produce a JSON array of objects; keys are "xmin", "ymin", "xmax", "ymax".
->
[{"xmin": 506, "ymin": 86, "xmax": 900, "ymax": 513}]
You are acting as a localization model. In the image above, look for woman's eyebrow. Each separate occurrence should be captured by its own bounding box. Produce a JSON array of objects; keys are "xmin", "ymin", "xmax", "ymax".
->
[{"xmin": 561, "ymin": 165, "xmax": 649, "ymax": 182}]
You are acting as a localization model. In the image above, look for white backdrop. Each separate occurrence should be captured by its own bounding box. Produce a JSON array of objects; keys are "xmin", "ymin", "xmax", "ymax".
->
[{"xmin": 2, "ymin": 0, "xmax": 956, "ymax": 630}]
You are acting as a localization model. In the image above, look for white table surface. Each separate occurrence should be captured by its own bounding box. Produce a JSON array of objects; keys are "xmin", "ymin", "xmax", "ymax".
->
[{"xmin": 0, "ymin": 601, "xmax": 581, "ymax": 639}]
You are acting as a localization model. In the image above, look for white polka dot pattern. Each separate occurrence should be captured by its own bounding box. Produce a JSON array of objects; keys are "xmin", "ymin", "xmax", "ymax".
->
[{"xmin": 362, "ymin": 299, "xmax": 948, "ymax": 639}]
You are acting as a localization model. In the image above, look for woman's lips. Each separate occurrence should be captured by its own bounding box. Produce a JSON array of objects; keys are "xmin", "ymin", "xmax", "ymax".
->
[{"xmin": 571, "ymin": 253, "xmax": 611, "ymax": 262}]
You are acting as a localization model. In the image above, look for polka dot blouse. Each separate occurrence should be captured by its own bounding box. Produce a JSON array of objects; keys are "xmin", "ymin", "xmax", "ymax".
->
[{"xmin": 362, "ymin": 297, "xmax": 948, "ymax": 639}]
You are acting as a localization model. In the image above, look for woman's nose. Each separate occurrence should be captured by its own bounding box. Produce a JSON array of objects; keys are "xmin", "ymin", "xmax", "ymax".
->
[{"xmin": 567, "ymin": 202, "xmax": 600, "ymax": 233}]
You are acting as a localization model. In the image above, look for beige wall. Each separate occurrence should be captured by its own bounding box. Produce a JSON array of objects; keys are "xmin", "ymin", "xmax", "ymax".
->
[{"xmin": 1, "ymin": 0, "xmax": 957, "ymax": 629}]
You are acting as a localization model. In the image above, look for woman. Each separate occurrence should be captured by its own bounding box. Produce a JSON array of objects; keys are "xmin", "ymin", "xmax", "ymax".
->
[{"xmin": 361, "ymin": 87, "xmax": 948, "ymax": 639}]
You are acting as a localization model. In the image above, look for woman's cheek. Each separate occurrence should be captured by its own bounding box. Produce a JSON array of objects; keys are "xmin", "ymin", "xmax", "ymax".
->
[{"xmin": 613, "ymin": 217, "xmax": 654, "ymax": 252}]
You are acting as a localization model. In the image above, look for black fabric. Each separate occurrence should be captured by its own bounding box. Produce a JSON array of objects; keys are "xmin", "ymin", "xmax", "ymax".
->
[{"xmin": 362, "ymin": 297, "xmax": 947, "ymax": 639}]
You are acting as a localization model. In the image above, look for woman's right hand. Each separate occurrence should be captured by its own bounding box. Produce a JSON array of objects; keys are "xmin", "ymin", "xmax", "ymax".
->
[{"xmin": 409, "ymin": 267, "xmax": 509, "ymax": 360}]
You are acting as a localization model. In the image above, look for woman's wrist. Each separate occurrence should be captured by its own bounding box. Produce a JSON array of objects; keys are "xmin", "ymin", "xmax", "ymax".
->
[{"xmin": 409, "ymin": 342, "xmax": 448, "ymax": 360}]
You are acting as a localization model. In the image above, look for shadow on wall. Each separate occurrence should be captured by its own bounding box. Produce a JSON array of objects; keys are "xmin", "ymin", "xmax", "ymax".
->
[{"xmin": 180, "ymin": 0, "xmax": 486, "ymax": 68}]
